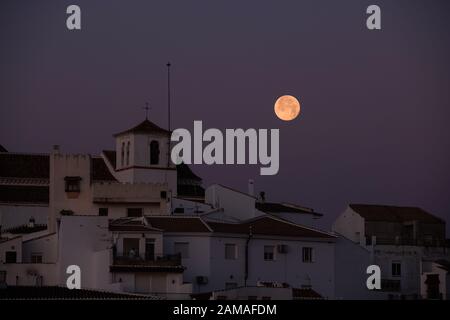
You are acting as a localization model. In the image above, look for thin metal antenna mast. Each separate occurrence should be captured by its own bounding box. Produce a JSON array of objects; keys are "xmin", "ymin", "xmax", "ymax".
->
[{"xmin": 166, "ymin": 62, "xmax": 171, "ymax": 168}]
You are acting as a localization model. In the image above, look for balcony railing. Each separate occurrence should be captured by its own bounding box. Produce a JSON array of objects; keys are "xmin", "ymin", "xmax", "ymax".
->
[
  {"xmin": 112, "ymin": 253, "xmax": 182, "ymax": 267},
  {"xmin": 366, "ymin": 236, "xmax": 447, "ymax": 247},
  {"xmin": 381, "ymin": 279, "xmax": 401, "ymax": 292}
]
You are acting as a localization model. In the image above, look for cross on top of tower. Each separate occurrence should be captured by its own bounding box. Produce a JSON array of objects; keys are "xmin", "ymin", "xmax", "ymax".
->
[{"xmin": 143, "ymin": 102, "xmax": 151, "ymax": 120}]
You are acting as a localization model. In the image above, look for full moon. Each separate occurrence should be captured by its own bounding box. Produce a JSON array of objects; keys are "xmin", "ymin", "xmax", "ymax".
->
[{"xmin": 274, "ymin": 95, "xmax": 301, "ymax": 121}]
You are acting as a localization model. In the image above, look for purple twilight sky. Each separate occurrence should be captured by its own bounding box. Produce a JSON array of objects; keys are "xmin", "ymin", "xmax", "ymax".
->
[{"xmin": 1, "ymin": 0, "xmax": 450, "ymax": 232}]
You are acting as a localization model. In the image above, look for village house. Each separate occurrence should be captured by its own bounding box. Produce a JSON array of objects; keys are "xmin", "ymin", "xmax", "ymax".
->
[
  {"xmin": 333, "ymin": 204, "xmax": 450, "ymax": 299},
  {"xmin": 1, "ymin": 119, "xmax": 448, "ymax": 300}
]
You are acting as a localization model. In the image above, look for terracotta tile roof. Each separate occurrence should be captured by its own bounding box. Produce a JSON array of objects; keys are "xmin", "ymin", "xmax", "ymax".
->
[
  {"xmin": 0, "ymin": 185, "xmax": 49, "ymax": 204},
  {"xmin": 207, "ymin": 216, "xmax": 335, "ymax": 238},
  {"xmin": 177, "ymin": 185, "xmax": 205, "ymax": 198},
  {"xmin": 256, "ymin": 202, "xmax": 322, "ymax": 216},
  {"xmin": 113, "ymin": 119, "xmax": 170, "ymax": 137},
  {"xmin": 0, "ymin": 286, "xmax": 159, "ymax": 300},
  {"xmin": 147, "ymin": 216, "xmax": 211, "ymax": 233},
  {"xmin": 349, "ymin": 204, "xmax": 444, "ymax": 223},
  {"xmin": 0, "ymin": 153, "xmax": 49, "ymax": 179},
  {"xmin": 3, "ymin": 223, "xmax": 47, "ymax": 234},
  {"xmin": 0, "ymin": 152, "xmax": 115, "ymax": 182},
  {"xmin": 292, "ymin": 288, "xmax": 323, "ymax": 299},
  {"xmin": 91, "ymin": 157, "xmax": 117, "ymax": 181},
  {"xmin": 177, "ymin": 163, "xmax": 202, "ymax": 181},
  {"xmin": 109, "ymin": 217, "xmax": 161, "ymax": 232}
]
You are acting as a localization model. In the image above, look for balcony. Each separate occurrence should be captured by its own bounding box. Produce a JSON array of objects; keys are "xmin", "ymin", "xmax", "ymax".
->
[
  {"xmin": 110, "ymin": 253, "xmax": 184, "ymax": 273},
  {"xmin": 366, "ymin": 236, "xmax": 447, "ymax": 247},
  {"xmin": 92, "ymin": 182, "xmax": 166, "ymax": 204},
  {"xmin": 381, "ymin": 279, "xmax": 401, "ymax": 292}
]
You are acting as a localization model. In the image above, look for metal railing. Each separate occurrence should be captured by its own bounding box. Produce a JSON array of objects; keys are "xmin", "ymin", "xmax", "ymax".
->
[{"xmin": 112, "ymin": 253, "xmax": 181, "ymax": 267}]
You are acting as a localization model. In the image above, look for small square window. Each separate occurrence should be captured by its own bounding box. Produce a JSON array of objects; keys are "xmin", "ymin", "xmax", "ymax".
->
[
  {"xmin": 64, "ymin": 176, "xmax": 81, "ymax": 192},
  {"xmin": 31, "ymin": 253, "xmax": 43, "ymax": 264},
  {"xmin": 264, "ymin": 245, "xmax": 275, "ymax": 261},
  {"xmin": 302, "ymin": 247, "xmax": 313, "ymax": 263},
  {"xmin": 225, "ymin": 244, "xmax": 237, "ymax": 260},
  {"xmin": 392, "ymin": 262, "xmax": 401, "ymax": 277},
  {"xmin": 98, "ymin": 208, "xmax": 108, "ymax": 216},
  {"xmin": 5, "ymin": 251, "xmax": 17, "ymax": 263}
]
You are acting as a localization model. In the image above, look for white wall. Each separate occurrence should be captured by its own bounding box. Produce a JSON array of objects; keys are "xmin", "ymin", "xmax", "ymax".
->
[
  {"xmin": 332, "ymin": 206, "xmax": 365, "ymax": 244},
  {"xmin": 163, "ymin": 234, "xmax": 212, "ymax": 292},
  {"xmin": 205, "ymin": 185, "xmax": 256, "ymax": 221},
  {"xmin": 22, "ymin": 233, "xmax": 57, "ymax": 263},
  {"xmin": 164, "ymin": 232, "xmax": 336, "ymax": 299},
  {"xmin": 58, "ymin": 215, "xmax": 111, "ymax": 289},
  {"xmin": 334, "ymin": 235, "xmax": 385, "ymax": 299},
  {"xmin": 0, "ymin": 237, "xmax": 23, "ymax": 263}
]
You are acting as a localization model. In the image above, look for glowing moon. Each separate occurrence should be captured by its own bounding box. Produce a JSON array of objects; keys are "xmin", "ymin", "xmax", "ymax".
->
[{"xmin": 274, "ymin": 95, "xmax": 301, "ymax": 121}]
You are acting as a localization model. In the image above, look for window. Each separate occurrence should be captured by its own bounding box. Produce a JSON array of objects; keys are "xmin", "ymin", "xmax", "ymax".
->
[
  {"xmin": 98, "ymin": 208, "xmax": 108, "ymax": 216},
  {"xmin": 0, "ymin": 271, "xmax": 6, "ymax": 283},
  {"xmin": 302, "ymin": 247, "xmax": 314, "ymax": 263},
  {"xmin": 123, "ymin": 238, "xmax": 140, "ymax": 258},
  {"xmin": 262, "ymin": 296, "xmax": 271, "ymax": 300},
  {"xmin": 121, "ymin": 142, "xmax": 125, "ymax": 166},
  {"xmin": 225, "ymin": 282, "xmax": 238, "ymax": 290},
  {"xmin": 392, "ymin": 262, "xmax": 401, "ymax": 277},
  {"xmin": 150, "ymin": 140, "xmax": 160, "ymax": 165},
  {"xmin": 126, "ymin": 142, "xmax": 130, "ymax": 166},
  {"xmin": 174, "ymin": 242, "xmax": 189, "ymax": 259},
  {"xmin": 160, "ymin": 191, "xmax": 167, "ymax": 199},
  {"xmin": 264, "ymin": 245, "xmax": 275, "ymax": 261},
  {"xmin": 31, "ymin": 253, "xmax": 43, "ymax": 264},
  {"xmin": 127, "ymin": 208, "xmax": 143, "ymax": 217},
  {"xmin": 5, "ymin": 251, "xmax": 17, "ymax": 263},
  {"xmin": 225, "ymin": 243, "xmax": 237, "ymax": 260},
  {"xmin": 64, "ymin": 176, "xmax": 81, "ymax": 192}
]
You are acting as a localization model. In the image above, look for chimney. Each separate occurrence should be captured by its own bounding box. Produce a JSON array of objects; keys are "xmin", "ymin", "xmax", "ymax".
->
[
  {"xmin": 27, "ymin": 216, "xmax": 35, "ymax": 228},
  {"xmin": 259, "ymin": 191, "xmax": 266, "ymax": 203},
  {"xmin": 248, "ymin": 179, "xmax": 254, "ymax": 196},
  {"xmin": 52, "ymin": 145, "xmax": 60, "ymax": 154}
]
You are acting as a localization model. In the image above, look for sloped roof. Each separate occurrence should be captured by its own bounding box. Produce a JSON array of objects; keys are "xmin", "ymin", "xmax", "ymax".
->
[
  {"xmin": 256, "ymin": 202, "xmax": 322, "ymax": 216},
  {"xmin": 113, "ymin": 119, "xmax": 170, "ymax": 137},
  {"xmin": 177, "ymin": 162, "xmax": 202, "ymax": 181},
  {"xmin": 147, "ymin": 216, "xmax": 211, "ymax": 233},
  {"xmin": 207, "ymin": 216, "xmax": 335, "ymax": 238},
  {"xmin": 292, "ymin": 288, "xmax": 323, "ymax": 299},
  {"xmin": 0, "ymin": 286, "xmax": 159, "ymax": 300},
  {"xmin": 349, "ymin": 204, "xmax": 444, "ymax": 224},
  {"xmin": 177, "ymin": 185, "xmax": 205, "ymax": 198},
  {"xmin": 109, "ymin": 217, "xmax": 161, "ymax": 232},
  {"xmin": 91, "ymin": 157, "xmax": 117, "ymax": 181},
  {"xmin": 103, "ymin": 150, "xmax": 116, "ymax": 168},
  {"xmin": 0, "ymin": 153, "xmax": 49, "ymax": 179},
  {"xmin": 0, "ymin": 185, "xmax": 49, "ymax": 204},
  {"xmin": 3, "ymin": 223, "xmax": 47, "ymax": 234},
  {"xmin": 0, "ymin": 152, "xmax": 115, "ymax": 182}
]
